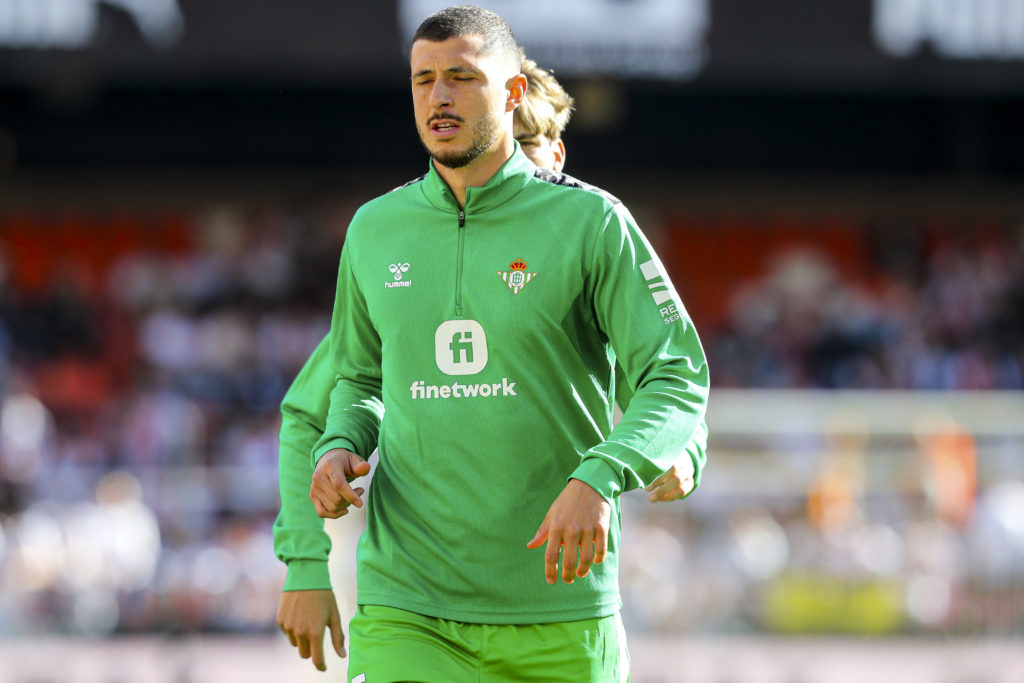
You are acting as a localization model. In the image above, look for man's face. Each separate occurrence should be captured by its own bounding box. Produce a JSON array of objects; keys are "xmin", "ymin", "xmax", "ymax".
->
[
  {"xmin": 410, "ymin": 35, "xmax": 514, "ymax": 170},
  {"xmin": 513, "ymin": 117, "xmax": 566, "ymax": 172}
]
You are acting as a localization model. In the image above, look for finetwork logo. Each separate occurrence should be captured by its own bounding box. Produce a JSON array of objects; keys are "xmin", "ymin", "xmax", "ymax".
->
[
  {"xmin": 434, "ymin": 320, "xmax": 488, "ymax": 375},
  {"xmin": 416, "ymin": 319, "xmax": 518, "ymax": 399},
  {"xmin": 410, "ymin": 378, "xmax": 518, "ymax": 400},
  {"xmin": 385, "ymin": 262, "xmax": 412, "ymax": 288}
]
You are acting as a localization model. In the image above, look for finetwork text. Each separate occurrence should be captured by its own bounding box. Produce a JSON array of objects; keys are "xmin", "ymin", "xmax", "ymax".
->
[{"xmin": 410, "ymin": 378, "xmax": 517, "ymax": 399}]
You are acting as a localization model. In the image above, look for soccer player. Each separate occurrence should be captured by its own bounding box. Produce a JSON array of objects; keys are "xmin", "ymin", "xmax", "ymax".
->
[
  {"xmin": 273, "ymin": 51, "xmax": 596, "ymax": 676},
  {"xmin": 275, "ymin": 50, "xmax": 701, "ymax": 677},
  {"xmin": 278, "ymin": 8, "xmax": 708, "ymax": 679}
]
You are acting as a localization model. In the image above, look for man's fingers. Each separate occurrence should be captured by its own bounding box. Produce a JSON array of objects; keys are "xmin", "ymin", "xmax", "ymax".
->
[
  {"xmin": 311, "ymin": 477, "xmax": 367, "ymax": 517},
  {"xmin": 277, "ymin": 616, "xmax": 292, "ymax": 640},
  {"xmin": 526, "ymin": 522, "xmax": 548, "ymax": 550},
  {"xmin": 350, "ymin": 486, "xmax": 366, "ymax": 506},
  {"xmin": 530, "ymin": 481, "xmax": 610, "ymax": 585},
  {"xmin": 645, "ymin": 471, "xmax": 670, "ymax": 492},
  {"xmin": 648, "ymin": 475, "xmax": 681, "ymax": 502},
  {"xmin": 560, "ymin": 528, "xmax": 582, "ymax": 584},
  {"xmin": 310, "ymin": 476, "xmax": 342, "ymax": 509},
  {"xmin": 317, "ymin": 507, "xmax": 348, "ymax": 520},
  {"xmin": 648, "ymin": 483, "xmax": 674, "ymax": 502},
  {"xmin": 542, "ymin": 537, "xmax": 561, "ymax": 584},
  {"xmin": 310, "ymin": 633, "xmax": 327, "ymax": 672},
  {"xmin": 330, "ymin": 453, "xmax": 370, "ymax": 508},
  {"xmin": 648, "ymin": 475, "xmax": 694, "ymax": 503},
  {"xmin": 528, "ymin": 522, "xmax": 557, "ymax": 582},
  {"xmin": 576, "ymin": 537, "xmax": 596, "ymax": 578},
  {"xmin": 594, "ymin": 527, "xmax": 608, "ymax": 565},
  {"xmin": 327, "ymin": 480, "xmax": 365, "ymax": 511},
  {"xmin": 309, "ymin": 488, "xmax": 342, "ymax": 519},
  {"xmin": 278, "ymin": 590, "xmax": 343, "ymax": 671},
  {"xmin": 310, "ymin": 450, "xmax": 369, "ymax": 514},
  {"xmin": 329, "ymin": 606, "xmax": 347, "ymax": 658},
  {"xmin": 328, "ymin": 473, "xmax": 365, "ymax": 509}
]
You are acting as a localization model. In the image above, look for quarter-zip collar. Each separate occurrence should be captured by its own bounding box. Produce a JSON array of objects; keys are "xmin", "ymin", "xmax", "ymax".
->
[{"xmin": 421, "ymin": 141, "xmax": 535, "ymax": 217}]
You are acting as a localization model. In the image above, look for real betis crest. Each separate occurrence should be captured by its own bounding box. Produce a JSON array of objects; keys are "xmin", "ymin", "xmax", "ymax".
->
[{"xmin": 498, "ymin": 258, "xmax": 537, "ymax": 294}]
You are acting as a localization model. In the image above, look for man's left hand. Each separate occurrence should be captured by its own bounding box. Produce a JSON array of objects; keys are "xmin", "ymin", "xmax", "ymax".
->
[{"xmin": 527, "ymin": 479, "xmax": 610, "ymax": 585}]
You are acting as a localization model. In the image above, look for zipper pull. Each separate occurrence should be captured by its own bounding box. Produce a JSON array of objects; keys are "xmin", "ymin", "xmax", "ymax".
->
[{"xmin": 458, "ymin": 210, "xmax": 465, "ymax": 227}]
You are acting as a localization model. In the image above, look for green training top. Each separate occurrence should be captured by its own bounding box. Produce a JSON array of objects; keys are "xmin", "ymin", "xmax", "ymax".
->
[
  {"xmin": 273, "ymin": 335, "xmax": 334, "ymax": 591},
  {"xmin": 295, "ymin": 145, "xmax": 709, "ymax": 624},
  {"xmin": 272, "ymin": 341, "xmax": 708, "ymax": 593}
]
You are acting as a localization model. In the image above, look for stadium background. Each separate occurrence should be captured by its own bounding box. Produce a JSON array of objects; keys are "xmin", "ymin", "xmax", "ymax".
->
[{"xmin": 1, "ymin": 1, "xmax": 1023, "ymax": 681}]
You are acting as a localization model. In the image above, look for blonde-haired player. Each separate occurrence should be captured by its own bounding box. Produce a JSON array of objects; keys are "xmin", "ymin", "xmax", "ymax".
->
[{"xmin": 514, "ymin": 51, "xmax": 572, "ymax": 172}]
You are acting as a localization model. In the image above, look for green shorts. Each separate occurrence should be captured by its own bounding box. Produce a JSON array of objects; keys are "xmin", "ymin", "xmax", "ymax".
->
[{"xmin": 347, "ymin": 604, "xmax": 629, "ymax": 683}]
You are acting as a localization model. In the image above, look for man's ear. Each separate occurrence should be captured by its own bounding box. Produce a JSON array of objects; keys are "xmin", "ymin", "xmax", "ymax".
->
[
  {"xmin": 505, "ymin": 73, "xmax": 527, "ymax": 112},
  {"xmin": 552, "ymin": 138, "xmax": 566, "ymax": 172}
]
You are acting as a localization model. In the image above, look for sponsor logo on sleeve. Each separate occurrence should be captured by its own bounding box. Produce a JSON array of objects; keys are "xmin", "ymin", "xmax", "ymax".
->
[{"xmin": 640, "ymin": 258, "xmax": 684, "ymax": 324}]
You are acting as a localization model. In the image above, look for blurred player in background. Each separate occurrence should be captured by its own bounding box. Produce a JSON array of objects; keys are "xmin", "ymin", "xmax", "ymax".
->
[{"xmin": 274, "ymin": 12, "xmax": 707, "ymax": 676}]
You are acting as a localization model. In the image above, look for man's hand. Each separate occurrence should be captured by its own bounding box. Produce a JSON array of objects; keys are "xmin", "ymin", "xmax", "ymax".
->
[
  {"xmin": 645, "ymin": 461, "xmax": 695, "ymax": 503},
  {"xmin": 527, "ymin": 478, "xmax": 610, "ymax": 585},
  {"xmin": 310, "ymin": 448, "xmax": 371, "ymax": 518},
  {"xmin": 277, "ymin": 589, "xmax": 345, "ymax": 671}
]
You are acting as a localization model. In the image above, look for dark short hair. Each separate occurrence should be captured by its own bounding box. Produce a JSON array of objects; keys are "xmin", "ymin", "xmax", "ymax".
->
[{"xmin": 413, "ymin": 5, "xmax": 521, "ymax": 70}]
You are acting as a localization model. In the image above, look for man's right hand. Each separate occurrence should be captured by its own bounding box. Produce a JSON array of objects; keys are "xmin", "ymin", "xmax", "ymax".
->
[
  {"xmin": 310, "ymin": 448, "xmax": 371, "ymax": 518},
  {"xmin": 277, "ymin": 589, "xmax": 345, "ymax": 671}
]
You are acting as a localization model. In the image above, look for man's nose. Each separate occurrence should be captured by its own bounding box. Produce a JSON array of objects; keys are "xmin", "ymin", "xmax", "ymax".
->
[{"xmin": 430, "ymin": 79, "xmax": 453, "ymax": 108}]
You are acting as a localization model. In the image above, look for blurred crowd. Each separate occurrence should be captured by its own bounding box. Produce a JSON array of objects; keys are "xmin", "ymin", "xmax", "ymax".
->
[
  {"xmin": 0, "ymin": 203, "xmax": 1021, "ymax": 637},
  {"xmin": 620, "ymin": 412, "xmax": 1024, "ymax": 636},
  {"xmin": 0, "ymin": 205, "xmax": 346, "ymax": 635},
  {"xmin": 667, "ymin": 215, "xmax": 1024, "ymax": 391}
]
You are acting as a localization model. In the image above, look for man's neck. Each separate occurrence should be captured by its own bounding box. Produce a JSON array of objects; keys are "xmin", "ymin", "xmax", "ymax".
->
[{"xmin": 433, "ymin": 137, "xmax": 516, "ymax": 208}]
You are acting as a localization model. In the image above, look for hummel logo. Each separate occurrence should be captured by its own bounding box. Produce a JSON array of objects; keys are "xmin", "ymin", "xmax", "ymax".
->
[{"xmin": 385, "ymin": 262, "xmax": 412, "ymax": 289}]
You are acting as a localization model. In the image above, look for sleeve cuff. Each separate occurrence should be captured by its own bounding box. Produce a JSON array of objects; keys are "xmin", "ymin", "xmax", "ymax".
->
[
  {"xmin": 569, "ymin": 457, "xmax": 622, "ymax": 502},
  {"xmin": 283, "ymin": 559, "xmax": 332, "ymax": 591},
  {"xmin": 312, "ymin": 437, "xmax": 359, "ymax": 468}
]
